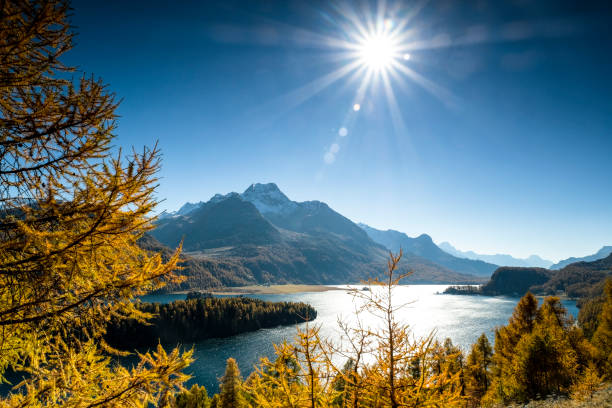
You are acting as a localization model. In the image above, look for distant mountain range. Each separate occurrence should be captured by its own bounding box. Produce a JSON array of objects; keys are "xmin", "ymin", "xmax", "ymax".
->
[
  {"xmin": 549, "ymin": 246, "xmax": 612, "ymax": 270},
  {"xmin": 438, "ymin": 242, "xmax": 553, "ymax": 268},
  {"xmin": 151, "ymin": 183, "xmax": 485, "ymax": 288},
  {"xmin": 358, "ymin": 224, "xmax": 497, "ymax": 277}
]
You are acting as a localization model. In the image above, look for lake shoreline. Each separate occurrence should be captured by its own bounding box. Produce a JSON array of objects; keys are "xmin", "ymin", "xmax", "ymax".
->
[
  {"xmin": 442, "ymin": 286, "xmax": 578, "ymax": 301},
  {"xmin": 172, "ymin": 284, "xmax": 346, "ymax": 296}
]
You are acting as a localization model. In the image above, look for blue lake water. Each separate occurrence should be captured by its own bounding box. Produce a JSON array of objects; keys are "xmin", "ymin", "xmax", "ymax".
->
[{"xmin": 139, "ymin": 285, "xmax": 578, "ymax": 394}]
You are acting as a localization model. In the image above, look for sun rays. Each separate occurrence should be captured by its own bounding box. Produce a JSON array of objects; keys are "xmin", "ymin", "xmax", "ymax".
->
[
  {"xmin": 308, "ymin": 1, "xmax": 457, "ymax": 165},
  {"xmin": 247, "ymin": 1, "xmax": 459, "ymax": 167}
]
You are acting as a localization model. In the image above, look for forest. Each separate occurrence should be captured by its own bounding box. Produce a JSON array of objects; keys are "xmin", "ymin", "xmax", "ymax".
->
[{"xmin": 105, "ymin": 294, "xmax": 316, "ymax": 349}]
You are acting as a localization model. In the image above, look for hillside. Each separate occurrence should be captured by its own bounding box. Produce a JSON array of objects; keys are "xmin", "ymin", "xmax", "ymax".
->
[
  {"xmin": 359, "ymin": 224, "xmax": 497, "ymax": 277},
  {"xmin": 150, "ymin": 184, "xmax": 484, "ymax": 288},
  {"xmin": 531, "ymin": 253, "xmax": 612, "ymax": 297},
  {"xmin": 447, "ymin": 254, "xmax": 612, "ymax": 298},
  {"xmin": 138, "ymin": 234, "xmax": 256, "ymax": 288},
  {"xmin": 480, "ymin": 267, "xmax": 551, "ymax": 296}
]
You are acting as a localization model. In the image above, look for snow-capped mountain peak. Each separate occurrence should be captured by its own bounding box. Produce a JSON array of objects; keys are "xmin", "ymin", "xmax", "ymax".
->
[
  {"xmin": 165, "ymin": 183, "xmax": 301, "ymax": 218},
  {"xmin": 209, "ymin": 192, "xmax": 239, "ymax": 204},
  {"xmin": 240, "ymin": 183, "xmax": 297, "ymax": 214},
  {"xmin": 176, "ymin": 201, "xmax": 204, "ymax": 215}
]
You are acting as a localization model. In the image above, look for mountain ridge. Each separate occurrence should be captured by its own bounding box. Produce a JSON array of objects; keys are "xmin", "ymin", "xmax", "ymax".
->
[
  {"xmin": 550, "ymin": 246, "xmax": 612, "ymax": 270},
  {"xmin": 151, "ymin": 183, "xmax": 485, "ymax": 288},
  {"xmin": 438, "ymin": 241, "xmax": 553, "ymax": 268},
  {"xmin": 358, "ymin": 224, "xmax": 497, "ymax": 277}
]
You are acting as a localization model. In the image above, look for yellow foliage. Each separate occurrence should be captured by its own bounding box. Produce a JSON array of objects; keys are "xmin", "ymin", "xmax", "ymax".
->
[
  {"xmin": 245, "ymin": 251, "xmax": 465, "ymax": 407},
  {"xmin": 570, "ymin": 364, "xmax": 604, "ymax": 401},
  {"xmin": 0, "ymin": 0, "xmax": 192, "ymax": 405}
]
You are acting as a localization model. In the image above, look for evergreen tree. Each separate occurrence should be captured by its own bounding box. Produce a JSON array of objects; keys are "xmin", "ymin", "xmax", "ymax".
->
[
  {"xmin": 0, "ymin": 0, "xmax": 192, "ymax": 405},
  {"xmin": 175, "ymin": 384, "xmax": 211, "ymax": 408},
  {"xmin": 486, "ymin": 292, "xmax": 539, "ymax": 403},
  {"xmin": 330, "ymin": 359, "xmax": 355, "ymax": 407},
  {"xmin": 592, "ymin": 279, "xmax": 612, "ymax": 378},
  {"xmin": 578, "ymin": 296, "xmax": 604, "ymax": 339},
  {"xmin": 219, "ymin": 358, "xmax": 246, "ymax": 408},
  {"xmin": 483, "ymin": 295, "xmax": 592, "ymax": 405},
  {"xmin": 465, "ymin": 333, "xmax": 492, "ymax": 405},
  {"xmin": 209, "ymin": 394, "xmax": 220, "ymax": 408}
]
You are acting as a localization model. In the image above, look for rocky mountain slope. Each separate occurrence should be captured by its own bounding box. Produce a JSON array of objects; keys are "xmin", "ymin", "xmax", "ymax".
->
[
  {"xmin": 359, "ymin": 224, "xmax": 497, "ymax": 277},
  {"xmin": 151, "ymin": 183, "xmax": 484, "ymax": 288}
]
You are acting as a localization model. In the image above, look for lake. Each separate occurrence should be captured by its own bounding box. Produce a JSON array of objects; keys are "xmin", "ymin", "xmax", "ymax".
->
[{"xmin": 140, "ymin": 285, "xmax": 579, "ymax": 394}]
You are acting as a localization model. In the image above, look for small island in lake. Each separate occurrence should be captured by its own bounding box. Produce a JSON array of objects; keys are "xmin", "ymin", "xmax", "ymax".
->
[{"xmin": 105, "ymin": 294, "xmax": 316, "ymax": 349}]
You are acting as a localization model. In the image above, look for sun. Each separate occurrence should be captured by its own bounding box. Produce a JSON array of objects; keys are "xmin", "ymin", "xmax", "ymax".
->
[
  {"xmin": 266, "ymin": 1, "xmax": 457, "ymax": 143},
  {"xmin": 358, "ymin": 33, "xmax": 398, "ymax": 71}
]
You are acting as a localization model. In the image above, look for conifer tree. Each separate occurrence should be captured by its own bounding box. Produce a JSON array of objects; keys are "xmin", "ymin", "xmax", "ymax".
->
[
  {"xmin": 219, "ymin": 358, "xmax": 246, "ymax": 408},
  {"xmin": 175, "ymin": 384, "xmax": 211, "ymax": 408},
  {"xmin": 510, "ymin": 300, "xmax": 578, "ymax": 401},
  {"xmin": 209, "ymin": 394, "xmax": 220, "ymax": 408},
  {"xmin": 346, "ymin": 251, "xmax": 464, "ymax": 407},
  {"xmin": 465, "ymin": 333, "xmax": 492, "ymax": 405},
  {"xmin": 0, "ymin": 0, "xmax": 192, "ymax": 405},
  {"xmin": 592, "ymin": 279, "xmax": 612, "ymax": 378},
  {"xmin": 483, "ymin": 295, "xmax": 592, "ymax": 405},
  {"xmin": 486, "ymin": 292, "xmax": 539, "ymax": 403},
  {"xmin": 245, "ymin": 326, "xmax": 337, "ymax": 407}
]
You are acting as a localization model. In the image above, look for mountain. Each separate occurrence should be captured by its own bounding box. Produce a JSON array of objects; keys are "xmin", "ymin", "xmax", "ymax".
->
[
  {"xmin": 549, "ymin": 246, "xmax": 612, "ymax": 270},
  {"xmin": 138, "ymin": 234, "xmax": 257, "ymax": 289},
  {"xmin": 358, "ymin": 224, "xmax": 497, "ymax": 277},
  {"xmin": 151, "ymin": 183, "xmax": 485, "ymax": 288},
  {"xmin": 438, "ymin": 242, "xmax": 553, "ymax": 268},
  {"xmin": 153, "ymin": 195, "xmax": 281, "ymax": 251}
]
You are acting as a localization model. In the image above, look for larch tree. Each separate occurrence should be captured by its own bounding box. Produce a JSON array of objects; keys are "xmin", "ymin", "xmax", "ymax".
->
[
  {"xmin": 465, "ymin": 333, "xmax": 492, "ymax": 405},
  {"xmin": 592, "ymin": 279, "xmax": 612, "ymax": 378},
  {"xmin": 346, "ymin": 251, "xmax": 464, "ymax": 408},
  {"xmin": 174, "ymin": 384, "xmax": 211, "ymax": 408},
  {"xmin": 508, "ymin": 298, "xmax": 579, "ymax": 401},
  {"xmin": 486, "ymin": 292, "xmax": 539, "ymax": 403},
  {"xmin": 245, "ymin": 326, "xmax": 336, "ymax": 408},
  {"xmin": 0, "ymin": 0, "xmax": 192, "ymax": 406},
  {"xmin": 483, "ymin": 294, "xmax": 595, "ymax": 405},
  {"xmin": 219, "ymin": 358, "xmax": 246, "ymax": 408}
]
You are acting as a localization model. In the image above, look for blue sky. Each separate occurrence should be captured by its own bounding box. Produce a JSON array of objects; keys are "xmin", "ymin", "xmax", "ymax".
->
[{"xmin": 68, "ymin": 0, "xmax": 612, "ymax": 262}]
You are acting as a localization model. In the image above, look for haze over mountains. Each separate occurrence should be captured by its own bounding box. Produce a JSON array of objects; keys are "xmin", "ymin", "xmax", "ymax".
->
[
  {"xmin": 152, "ymin": 183, "xmax": 486, "ymax": 288},
  {"xmin": 358, "ymin": 224, "xmax": 497, "ymax": 277},
  {"xmin": 438, "ymin": 242, "xmax": 553, "ymax": 268},
  {"xmin": 550, "ymin": 246, "xmax": 612, "ymax": 270}
]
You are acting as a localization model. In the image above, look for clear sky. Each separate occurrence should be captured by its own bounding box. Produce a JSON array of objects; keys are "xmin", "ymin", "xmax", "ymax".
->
[{"xmin": 68, "ymin": 0, "xmax": 612, "ymax": 262}]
